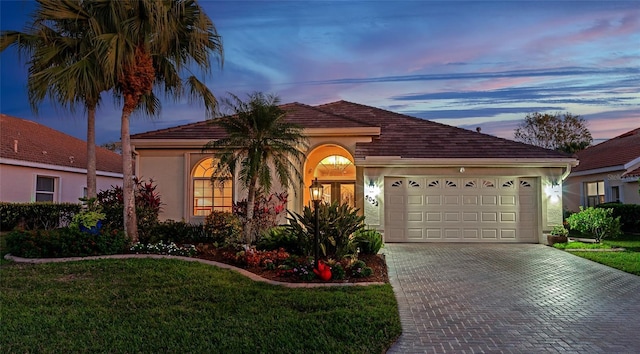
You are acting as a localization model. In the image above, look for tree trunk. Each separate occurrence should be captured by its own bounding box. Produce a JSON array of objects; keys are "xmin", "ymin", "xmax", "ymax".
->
[
  {"xmin": 244, "ymin": 176, "xmax": 258, "ymax": 244},
  {"xmin": 86, "ymin": 105, "xmax": 97, "ymax": 199},
  {"xmin": 121, "ymin": 108, "xmax": 138, "ymax": 242}
]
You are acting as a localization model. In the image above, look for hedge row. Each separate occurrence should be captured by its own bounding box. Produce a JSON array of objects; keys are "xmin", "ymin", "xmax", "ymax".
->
[
  {"xmin": 595, "ymin": 203, "xmax": 640, "ymax": 233},
  {"xmin": 0, "ymin": 202, "xmax": 81, "ymax": 231}
]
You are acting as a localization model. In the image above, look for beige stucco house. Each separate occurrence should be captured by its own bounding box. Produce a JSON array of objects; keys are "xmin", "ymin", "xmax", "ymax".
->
[
  {"xmin": 131, "ymin": 101, "xmax": 576, "ymax": 243},
  {"xmin": 0, "ymin": 114, "xmax": 123, "ymax": 203},
  {"xmin": 564, "ymin": 127, "xmax": 640, "ymax": 211}
]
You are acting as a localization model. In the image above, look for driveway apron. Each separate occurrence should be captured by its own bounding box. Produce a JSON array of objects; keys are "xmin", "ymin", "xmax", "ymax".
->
[{"xmin": 385, "ymin": 243, "xmax": 640, "ymax": 353}]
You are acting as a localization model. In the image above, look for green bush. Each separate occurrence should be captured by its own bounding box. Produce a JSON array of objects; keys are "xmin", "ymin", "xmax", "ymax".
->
[
  {"xmin": 350, "ymin": 260, "xmax": 373, "ymax": 278},
  {"xmin": 150, "ymin": 220, "xmax": 208, "ymax": 244},
  {"xmin": 97, "ymin": 178, "xmax": 162, "ymax": 242},
  {"xmin": 566, "ymin": 206, "xmax": 622, "ymax": 243},
  {"xmin": 203, "ymin": 211, "xmax": 244, "ymax": 248},
  {"xmin": 5, "ymin": 227, "xmax": 129, "ymax": 258},
  {"xmin": 285, "ymin": 202, "xmax": 365, "ymax": 259},
  {"xmin": 0, "ymin": 202, "xmax": 80, "ymax": 231},
  {"xmin": 255, "ymin": 226, "xmax": 304, "ymax": 254},
  {"xmin": 596, "ymin": 202, "xmax": 640, "ymax": 233},
  {"xmin": 353, "ymin": 229, "xmax": 384, "ymax": 255}
]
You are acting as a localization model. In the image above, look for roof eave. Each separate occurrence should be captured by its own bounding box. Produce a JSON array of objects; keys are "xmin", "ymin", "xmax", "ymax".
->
[{"xmin": 355, "ymin": 156, "xmax": 578, "ymax": 168}]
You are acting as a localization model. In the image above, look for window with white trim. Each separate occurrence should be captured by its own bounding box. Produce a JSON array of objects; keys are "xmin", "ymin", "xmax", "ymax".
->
[
  {"xmin": 35, "ymin": 176, "xmax": 56, "ymax": 202},
  {"xmin": 585, "ymin": 181, "xmax": 604, "ymax": 207},
  {"xmin": 193, "ymin": 158, "xmax": 233, "ymax": 215}
]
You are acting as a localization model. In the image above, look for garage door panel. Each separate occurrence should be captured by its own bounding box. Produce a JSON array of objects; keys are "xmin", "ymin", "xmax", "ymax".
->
[
  {"xmin": 407, "ymin": 228, "xmax": 424, "ymax": 239},
  {"xmin": 444, "ymin": 229, "xmax": 461, "ymax": 239},
  {"xmin": 481, "ymin": 195, "xmax": 497, "ymax": 205},
  {"xmin": 481, "ymin": 212, "xmax": 497, "ymax": 222},
  {"xmin": 444, "ymin": 212, "xmax": 459, "ymax": 222},
  {"xmin": 385, "ymin": 176, "xmax": 538, "ymax": 243},
  {"xmin": 462, "ymin": 212, "xmax": 478, "ymax": 222},
  {"xmin": 500, "ymin": 195, "xmax": 516, "ymax": 205},
  {"xmin": 444, "ymin": 195, "xmax": 460, "ymax": 205}
]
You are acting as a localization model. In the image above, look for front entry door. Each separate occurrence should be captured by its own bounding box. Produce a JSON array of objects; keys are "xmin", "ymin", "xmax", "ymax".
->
[{"xmin": 321, "ymin": 182, "xmax": 355, "ymax": 207}]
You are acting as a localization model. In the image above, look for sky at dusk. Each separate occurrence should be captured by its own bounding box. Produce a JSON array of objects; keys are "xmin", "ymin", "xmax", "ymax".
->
[{"xmin": 1, "ymin": 0, "xmax": 639, "ymax": 145}]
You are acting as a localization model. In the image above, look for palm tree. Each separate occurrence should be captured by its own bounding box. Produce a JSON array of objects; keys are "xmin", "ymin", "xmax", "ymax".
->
[
  {"xmin": 204, "ymin": 92, "xmax": 309, "ymax": 243},
  {"xmin": 1, "ymin": 0, "xmax": 110, "ymax": 199},
  {"xmin": 82, "ymin": 0, "xmax": 222, "ymax": 241},
  {"xmin": 3, "ymin": 0, "xmax": 223, "ymax": 242}
]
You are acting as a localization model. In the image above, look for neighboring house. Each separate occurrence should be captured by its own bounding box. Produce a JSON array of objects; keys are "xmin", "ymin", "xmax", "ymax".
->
[
  {"xmin": 0, "ymin": 114, "xmax": 123, "ymax": 203},
  {"xmin": 131, "ymin": 101, "xmax": 576, "ymax": 244},
  {"xmin": 564, "ymin": 127, "xmax": 640, "ymax": 211}
]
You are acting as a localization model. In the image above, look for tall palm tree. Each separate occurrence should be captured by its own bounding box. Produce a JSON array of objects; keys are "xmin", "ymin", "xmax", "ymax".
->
[
  {"xmin": 95, "ymin": 0, "xmax": 222, "ymax": 242},
  {"xmin": 204, "ymin": 92, "xmax": 309, "ymax": 243},
  {"xmin": 1, "ymin": 0, "xmax": 109, "ymax": 199},
  {"xmin": 3, "ymin": 0, "xmax": 223, "ymax": 242}
]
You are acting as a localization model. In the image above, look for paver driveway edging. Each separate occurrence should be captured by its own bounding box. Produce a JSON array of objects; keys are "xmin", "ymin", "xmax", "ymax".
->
[{"xmin": 384, "ymin": 243, "xmax": 640, "ymax": 353}]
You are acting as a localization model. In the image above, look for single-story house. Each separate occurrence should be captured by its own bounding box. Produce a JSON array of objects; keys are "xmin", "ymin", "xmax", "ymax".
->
[
  {"xmin": 564, "ymin": 127, "xmax": 640, "ymax": 211},
  {"xmin": 0, "ymin": 114, "xmax": 123, "ymax": 203},
  {"xmin": 131, "ymin": 100, "xmax": 576, "ymax": 243}
]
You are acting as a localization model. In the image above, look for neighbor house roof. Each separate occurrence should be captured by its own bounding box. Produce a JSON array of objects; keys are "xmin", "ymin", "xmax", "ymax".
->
[
  {"xmin": 0, "ymin": 114, "xmax": 122, "ymax": 174},
  {"xmin": 572, "ymin": 127, "xmax": 640, "ymax": 176},
  {"xmin": 131, "ymin": 100, "xmax": 571, "ymax": 160}
]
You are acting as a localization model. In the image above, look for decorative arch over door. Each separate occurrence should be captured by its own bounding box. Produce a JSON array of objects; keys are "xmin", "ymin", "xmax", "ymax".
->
[{"xmin": 304, "ymin": 145, "xmax": 355, "ymax": 207}]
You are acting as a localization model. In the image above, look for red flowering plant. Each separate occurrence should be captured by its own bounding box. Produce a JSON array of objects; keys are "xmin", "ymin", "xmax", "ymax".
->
[
  {"xmin": 232, "ymin": 247, "xmax": 291, "ymax": 269},
  {"xmin": 233, "ymin": 190, "xmax": 288, "ymax": 242}
]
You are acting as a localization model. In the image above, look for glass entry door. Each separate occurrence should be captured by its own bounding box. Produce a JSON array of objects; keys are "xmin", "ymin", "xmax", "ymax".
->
[{"xmin": 321, "ymin": 182, "xmax": 355, "ymax": 207}]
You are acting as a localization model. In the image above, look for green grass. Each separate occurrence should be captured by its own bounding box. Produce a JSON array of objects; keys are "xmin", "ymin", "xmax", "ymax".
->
[
  {"xmin": 0, "ymin": 258, "xmax": 401, "ymax": 353},
  {"xmin": 555, "ymin": 236, "xmax": 640, "ymax": 276}
]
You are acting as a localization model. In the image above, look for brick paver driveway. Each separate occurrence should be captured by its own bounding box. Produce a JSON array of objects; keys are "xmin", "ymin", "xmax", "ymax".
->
[{"xmin": 385, "ymin": 244, "xmax": 640, "ymax": 353}]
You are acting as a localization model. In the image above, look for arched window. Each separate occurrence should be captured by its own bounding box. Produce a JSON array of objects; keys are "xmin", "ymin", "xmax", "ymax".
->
[{"xmin": 193, "ymin": 158, "xmax": 232, "ymax": 215}]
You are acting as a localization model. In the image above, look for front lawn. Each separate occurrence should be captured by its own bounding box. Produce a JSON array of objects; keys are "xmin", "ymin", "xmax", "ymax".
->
[
  {"xmin": 0, "ymin": 258, "xmax": 401, "ymax": 353},
  {"xmin": 555, "ymin": 237, "xmax": 640, "ymax": 276}
]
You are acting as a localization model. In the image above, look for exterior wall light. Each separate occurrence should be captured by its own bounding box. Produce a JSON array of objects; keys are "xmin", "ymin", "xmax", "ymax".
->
[{"xmin": 309, "ymin": 178, "xmax": 324, "ymax": 269}]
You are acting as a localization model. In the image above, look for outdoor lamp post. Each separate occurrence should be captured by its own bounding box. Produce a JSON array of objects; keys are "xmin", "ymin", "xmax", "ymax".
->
[{"xmin": 309, "ymin": 178, "xmax": 323, "ymax": 269}]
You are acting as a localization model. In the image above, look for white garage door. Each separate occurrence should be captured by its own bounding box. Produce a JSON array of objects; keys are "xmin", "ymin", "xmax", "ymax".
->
[{"xmin": 384, "ymin": 177, "xmax": 537, "ymax": 242}]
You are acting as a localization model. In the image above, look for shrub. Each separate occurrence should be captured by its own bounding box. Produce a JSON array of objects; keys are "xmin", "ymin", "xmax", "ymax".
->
[
  {"xmin": 233, "ymin": 190, "xmax": 288, "ymax": 242},
  {"xmin": 285, "ymin": 201, "xmax": 365, "ymax": 259},
  {"xmin": 255, "ymin": 226, "xmax": 304, "ymax": 254},
  {"xmin": 150, "ymin": 220, "xmax": 208, "ymax": 244},
  {"xmin": 97, "ymin": 178, "xmax": 162, "ymax": 242},
  {"xmin": 596, "ymin": 203, "xmax": 640, "ymax": 233},
  {"xmin": 353, "ymin": 229, "xmax": 384, "ymax": 255},
  {"xmin": 203, "ymin": 211, "xmax": 243, "ymax": 248},
  {"xmin": 349, "ymin": 260, "xmax": 373, "ymax": 278},
  {"xmin": 550, "ymin": 225, "xmax": 569, "ymax": 237},
  {"xmin": 0, "ymin": 202, "xmax": 80, "ymax": 231},
  {"xmin": 566, "ymin": 206, "xmax": 622, "ymax": 243},
  {"xmin": 5, "ymin": 227, "xmax": 129, "ymax": 258}
]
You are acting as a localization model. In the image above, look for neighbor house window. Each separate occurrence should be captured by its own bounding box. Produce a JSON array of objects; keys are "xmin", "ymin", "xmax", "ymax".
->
[
  {"xmin": 193, "ymin": 158, "xmax": 232, "ymax": 215},
  {"xmin": 35, "ymin": 176, "xmax": 56, "ymax": 202},
  {"xmin": 585, "ymin": 181, "xmax": 604, "ymax": 207},
  {"xmin": 611, "ymin": 186, "xmax": 620, "ymax": 203}
]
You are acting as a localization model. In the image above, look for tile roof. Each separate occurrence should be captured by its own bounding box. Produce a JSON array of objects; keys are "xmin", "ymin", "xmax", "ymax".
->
[
  {"xmin": 316, "ymin": 101, "xmax": 570, "ymax": 159},
  {"xmin": 130, "ymin": 102, "xmax": 375, "ymax": 140},
  {"xmin": 132, "ymin": 100, "xmax": 571, "ymax": 160},
  {"xmin": 1, "ymin": 114, "xmax": 122, "ymax": 174},
  {"xmin": 573, "ymin": 127, "xmax": 640, "ymax": 173}
]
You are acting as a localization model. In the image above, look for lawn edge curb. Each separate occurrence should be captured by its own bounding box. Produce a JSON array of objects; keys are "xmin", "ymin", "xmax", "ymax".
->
[{"xmin": 3, "ymin": 253, "xmax": 386, "ymax": 288}]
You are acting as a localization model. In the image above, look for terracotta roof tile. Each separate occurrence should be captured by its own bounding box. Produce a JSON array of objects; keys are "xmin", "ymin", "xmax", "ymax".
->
[
  {"xmin": 132, "ymin": 100, "xmax": 571, "ymax": 160},
  {"xmin": 1, "ymin": 114, "xmax": 122, "ymax": 174},
  {"xmin": 573, "ymin": 127, "xmax": 640, "ymax": 172}
]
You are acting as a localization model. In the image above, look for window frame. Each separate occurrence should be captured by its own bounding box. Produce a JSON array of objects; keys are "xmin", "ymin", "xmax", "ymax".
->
[
  {"xmin": 585, "ymin": 180, "xmax": 605, "ymax": 207},
  {"xmin": 192, "ymin": 158, "xmax": 233, "ymax": 216},
  {"xmin": 35, "ymin": 175, "xmax": 57, "ymax": 202}
]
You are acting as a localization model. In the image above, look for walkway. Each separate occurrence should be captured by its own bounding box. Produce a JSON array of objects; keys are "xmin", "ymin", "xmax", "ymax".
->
[{"xmin": 384, "ymin": 243, "xmax": 640, "ymax": 353}]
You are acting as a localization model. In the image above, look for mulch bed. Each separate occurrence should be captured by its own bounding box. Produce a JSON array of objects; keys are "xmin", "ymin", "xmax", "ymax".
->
[{"xmin": 194, "ymin": 245, "xmax": 389, "ymax": 284}]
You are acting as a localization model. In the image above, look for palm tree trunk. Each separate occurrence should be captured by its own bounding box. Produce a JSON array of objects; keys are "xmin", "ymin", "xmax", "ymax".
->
[
  {"xmin": 121, "ymin": 108, "xmax": 138, "ymax": 242},
  {"xmin": 245, "ymin": 176, "xmax": 258, "ymax": 244},
  {"xmin": 86, "ymin": 105, "xmax": 97, "ymax": 199}
]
